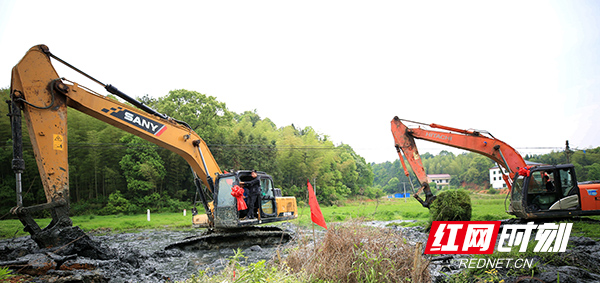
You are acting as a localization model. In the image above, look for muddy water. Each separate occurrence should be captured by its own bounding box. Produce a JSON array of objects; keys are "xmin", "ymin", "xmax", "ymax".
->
[
  {"xmin": 0, "ymin": 223, "xmax": 297, "ymax": 282},
  {"xmin": 95, "ymin": 225, "xmax": 296, "ymax": 282}
]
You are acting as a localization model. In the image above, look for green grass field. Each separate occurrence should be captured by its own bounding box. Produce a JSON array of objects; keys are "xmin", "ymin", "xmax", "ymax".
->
[
  {"xmin": 2, "ymin": 193, "xmax": 599, "ymax": 240},
  {"xmin": 296, "ymin": 193, "xmax": 514, "ymax": 226},
  {"xmin": 0, "ymin": 212, "xmax": 193, "ymax": 239}
]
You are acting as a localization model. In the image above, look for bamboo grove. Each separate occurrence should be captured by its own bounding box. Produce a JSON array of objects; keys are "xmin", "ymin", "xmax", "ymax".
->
[{"xmin": 0, "ymin": 88, "xmax": 374, "ymax": 216}]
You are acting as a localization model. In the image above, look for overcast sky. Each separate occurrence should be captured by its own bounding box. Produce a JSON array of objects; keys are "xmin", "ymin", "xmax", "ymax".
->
[{"xmin": 2, "ymin": 0, "xmax": 599, "ymax": 164}]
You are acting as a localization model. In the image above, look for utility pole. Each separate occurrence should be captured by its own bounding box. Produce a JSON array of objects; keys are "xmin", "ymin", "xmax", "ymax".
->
[{"xmin": 565, "ymin": 140, "xmax": 574, "ymax": 163}]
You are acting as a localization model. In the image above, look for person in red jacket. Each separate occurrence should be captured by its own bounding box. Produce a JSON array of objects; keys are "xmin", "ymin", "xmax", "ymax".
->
[{"xmin": 231, "ymin": 184, "xmax": 247, "ymax": 219}]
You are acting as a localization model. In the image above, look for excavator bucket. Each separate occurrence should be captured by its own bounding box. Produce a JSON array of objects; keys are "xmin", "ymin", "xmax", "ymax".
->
[
  {"xmin": 410, "ymin": 181, "xmax": 436, "ymax": 208},
  {"xmin": 414, "ymin": 190, "xmax": 437, "ymax": 208}
]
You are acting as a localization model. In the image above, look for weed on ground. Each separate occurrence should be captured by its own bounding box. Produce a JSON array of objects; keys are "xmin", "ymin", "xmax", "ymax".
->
[{"xmin": 285, "ymin": 221, "xmax": 430, "ymax": 283}]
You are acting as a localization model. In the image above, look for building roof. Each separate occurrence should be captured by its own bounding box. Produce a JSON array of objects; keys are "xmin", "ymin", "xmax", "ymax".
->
[{"xmin": 427, "ymin": 174, "xmax": 451, "ymax": 178}]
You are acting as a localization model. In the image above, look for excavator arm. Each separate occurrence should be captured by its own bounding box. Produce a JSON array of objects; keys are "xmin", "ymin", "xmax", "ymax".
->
[
  {"xmin": 9, "ymin": 45, "xmax": 221, "ymax": 247},
  {"xmin": 391, "ymin": 116, "xmax": 527, "ymax": 208}
]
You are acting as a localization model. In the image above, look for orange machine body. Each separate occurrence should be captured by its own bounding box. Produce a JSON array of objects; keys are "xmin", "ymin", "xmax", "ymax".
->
[{"xmin": 391, "ymin": 116, "xmax": 600, "ymax": 219}]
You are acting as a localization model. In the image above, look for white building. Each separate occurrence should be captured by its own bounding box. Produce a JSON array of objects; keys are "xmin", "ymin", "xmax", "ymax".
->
[
  {"xmin": 489, "ymin": 166, "xmax": 509, "ymax": 189},
  {"xmin": 427, "ymin": 174, "xmax": 451, "ymax": 188}
]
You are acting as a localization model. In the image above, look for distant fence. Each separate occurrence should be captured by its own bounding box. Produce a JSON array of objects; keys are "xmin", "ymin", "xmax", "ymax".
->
[{"xmin": 388, "ymin": 193, "xmax": 410, "ymax": 198}]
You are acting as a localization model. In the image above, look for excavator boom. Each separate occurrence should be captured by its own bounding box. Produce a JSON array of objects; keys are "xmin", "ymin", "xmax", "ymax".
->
[{"xmin": 391, "ymin": 117, "xmax": 527, "ymax": 207}]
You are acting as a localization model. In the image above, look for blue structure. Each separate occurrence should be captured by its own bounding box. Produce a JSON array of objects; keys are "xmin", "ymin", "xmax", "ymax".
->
[{"xmin": 388, "ymin": 193, "xmax": 410, "ymax": 198}]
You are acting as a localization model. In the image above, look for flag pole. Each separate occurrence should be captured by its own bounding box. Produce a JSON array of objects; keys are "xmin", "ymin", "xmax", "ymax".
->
[
  {"xmin": 307, "ymin": 179, "xmax": 327, "ymax": 253},
  {"xmin": 312, "ymin": 222, "xmax": 316, "ymax": 252},
  {"xmin": 312, "ymin": 179, "xmax": 316, "ymax": 249}
]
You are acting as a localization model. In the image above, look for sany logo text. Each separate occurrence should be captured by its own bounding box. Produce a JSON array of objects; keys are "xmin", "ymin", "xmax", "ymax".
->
[
  {"xmin": 124, "ymin": 111, "xmax": 160, "ymax": 132},
  {"xmin": 424, "ymin": 221, "xmax": 572, "ymax": 254},
  {"xmin": 102, "ymin": 107, "xmax": 167, "ymax": 136}
]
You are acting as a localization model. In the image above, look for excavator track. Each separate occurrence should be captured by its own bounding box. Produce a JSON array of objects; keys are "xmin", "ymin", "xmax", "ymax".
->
[{"xmin": 165, "ymin": 226, "xmax": 294, "ymax": 251}]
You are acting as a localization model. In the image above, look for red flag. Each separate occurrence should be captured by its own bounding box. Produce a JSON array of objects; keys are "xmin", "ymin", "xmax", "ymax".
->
[{"xmin": 307, "ymin": 180, "xmax": 327, "ymax": 229}]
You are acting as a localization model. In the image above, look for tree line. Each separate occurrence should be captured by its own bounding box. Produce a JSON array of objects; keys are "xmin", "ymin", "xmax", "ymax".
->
[
  {"xmin": 2, "ymin": 87, "xmax": 599, "ymax": 217},
  {"xmin": 0, "ymin": 88, "xmax": 375, "ymax": 216},
  {"xmin": 372, "ymin": 151, "xmax": 495, "ymax": 195},
  {"xmin": 372, "ymin": 147, "xmax": 600, "ymax": 195}
]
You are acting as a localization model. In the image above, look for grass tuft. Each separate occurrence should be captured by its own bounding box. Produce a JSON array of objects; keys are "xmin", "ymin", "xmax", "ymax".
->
[
  {"xmin": 285, "ymin": 221, "xmax": 431, "ymax": 282},
  {"xmin": 429, "ymin": 189, "xmax": 472, "ymax": 224}
]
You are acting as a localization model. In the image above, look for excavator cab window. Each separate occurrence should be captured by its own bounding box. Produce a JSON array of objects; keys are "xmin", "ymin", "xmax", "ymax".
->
[
  {"xmin": 512, "ymin": 176, "xmax": 524, "ymax": 202},
  {"xmin": 527, "ymin": 172, "xmax": 544, "ymax": 194},
  {"xmin": 527, "ymin": 171, "xmax": 557, "ymax": 210},
  {"xmin": 511, "ymin": 175, "xmax": 525, "ymax": 211},
  {"xmin": 261, "ymin": 178, "xmax": 274, "ymax": 198},
  {"xmin": 559, "ymin": 168, "xmax": 576, "ymax": 197},
  {"xmin": 523, "ymin": 168, "xmax": 580, "ymax": 212},
  {"xmin": 260, "ymin": 178, "xmax": 276, "ymax": 216},
  {"xmin": 545, "ymin": 168, "xmax": 580, "ymax": 210},
  {"xmin": 217, "ymin": 176, "xmax": 236, "ymax": 207}
]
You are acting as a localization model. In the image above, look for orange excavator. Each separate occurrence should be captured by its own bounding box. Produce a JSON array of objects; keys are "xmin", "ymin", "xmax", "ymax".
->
[
  {"xmin": 8, "ymin": 45, "xmax": 298, "ymax": 250},
  {"xmin": 391, "ymin": 116, "xmax": 600, "ymax": 219}
]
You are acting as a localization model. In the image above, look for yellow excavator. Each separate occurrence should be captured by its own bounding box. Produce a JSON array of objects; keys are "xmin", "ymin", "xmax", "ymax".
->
[{"xmin": 8, "ymin": 45, "xmax": 298, "ymax": 250}]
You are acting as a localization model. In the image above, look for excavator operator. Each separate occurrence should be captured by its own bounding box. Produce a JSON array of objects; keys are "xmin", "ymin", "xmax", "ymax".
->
[
  {"xmin": 240, "ymin": 170, "xmax": 260, "ymax": 219},
  {"xmin": 543, "ymin": 172, "xmax": 555, "ymax": 192}
]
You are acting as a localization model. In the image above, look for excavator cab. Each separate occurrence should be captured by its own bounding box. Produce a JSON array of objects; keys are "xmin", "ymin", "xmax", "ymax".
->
[
  {"xmin": 176, "ymin": 170, "xmax": 298, "ymax": 250},
  {"xmin": 509, "ymin": 164, "xmax": 600, "ymax": 218},
  {"xmin": 193, "ymin": 170, "xmax": 297, "ymax": 229}
]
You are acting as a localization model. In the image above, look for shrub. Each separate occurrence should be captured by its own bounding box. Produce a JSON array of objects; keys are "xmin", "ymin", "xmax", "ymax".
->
[
  {"xmin": 127, "ymin": 203, "xmax": 141, "ymax": 215},
  {"xmin": 99, "ymin": 191, "xmax": 131, "ymax": 215},
  {"xmin": 160, "ymin": 196, "xmax": 189, "ymax": 213},
  {"xmin": 139, "ymin": 192, "xmax": 161, "ymax": 208},
  {"xmin": 71, "ymin": 197, "xmax": 107, "ymax": 215},
  {"xmin": 429, "ymin": 189, "xmax": 472, "ymax": 224}
]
